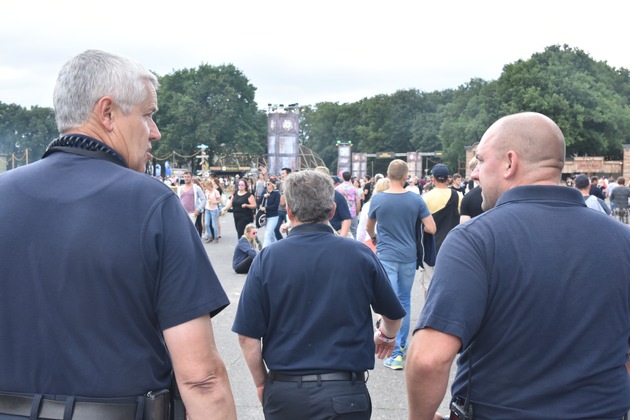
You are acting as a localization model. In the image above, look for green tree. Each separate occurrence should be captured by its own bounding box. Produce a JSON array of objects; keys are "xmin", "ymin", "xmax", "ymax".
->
[
  {"xmin": 495, "ymin": 45, "xmax": 630, "ymax": 159},
  {"xmin": 438, "ymin": 79, "xmax": 499, "ymax": 172},
  {"xmin": 301, "ymin": 102, "xmax": 362, "ymax": 173},
  {"xmin": 154, "ymin": 64, "xmax": 266, "ymax": 168},
  {"xmin": 410, "ymin": 89, "xmax": 457, "ymax": 154},
  {"xmin": 0, "ymin": 102, "xmax": 57, "ymax": 165}
]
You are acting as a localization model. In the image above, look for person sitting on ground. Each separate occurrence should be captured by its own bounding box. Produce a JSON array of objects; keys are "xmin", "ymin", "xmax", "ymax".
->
[{"xmin": 233, "ymin": 223, "xmax": 260, "ymax": 274}]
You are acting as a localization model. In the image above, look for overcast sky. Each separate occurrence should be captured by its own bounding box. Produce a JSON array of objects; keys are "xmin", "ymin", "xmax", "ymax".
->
[{"xmin": 1, "ymin": 0, "xmax": 627, "ymax": 111}]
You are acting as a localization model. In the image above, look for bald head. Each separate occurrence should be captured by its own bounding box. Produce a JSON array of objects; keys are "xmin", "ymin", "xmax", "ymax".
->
[
  {"xmin": 472, "ymin": 112, "xmax": 566, "ymax": 210},
  {"xmin": 486, "ymin": 112, "xmax": 565, "ymax": 177}
]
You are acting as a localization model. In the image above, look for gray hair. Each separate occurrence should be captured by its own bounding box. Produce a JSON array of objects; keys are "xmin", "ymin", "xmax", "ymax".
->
[
  {"xmin": 53, "ymin": 49, "xmax": 159, "ymax": 133},
  {"xmin": 284, "ymin": 170, "xmax": 334, "ymax": 224}
]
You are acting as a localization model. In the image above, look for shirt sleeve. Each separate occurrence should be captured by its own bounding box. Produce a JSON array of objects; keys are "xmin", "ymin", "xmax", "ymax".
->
[
  {"xmin": 414, "ymin": 227, "xmax": 487, "ymax": 348},
  {"xmin": 144, "ymin": 194, "xmax": 230, "ymax": 330},
  {"xmin": 195, "ymin": 185, "xmax": 207, "ymax": 212},
  {"xmin": 232, "ymin": 255, "xmax": 268, "ymax": 338},
  {"xmin": 418, "ymin": 195, "xmax": 431, "ymax": 219}
]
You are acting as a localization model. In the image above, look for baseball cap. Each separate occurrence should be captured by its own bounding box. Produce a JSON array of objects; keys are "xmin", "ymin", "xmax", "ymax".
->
[{"xmin": 431, "ymin": 164, "xmax": 449, "ymax": 181}]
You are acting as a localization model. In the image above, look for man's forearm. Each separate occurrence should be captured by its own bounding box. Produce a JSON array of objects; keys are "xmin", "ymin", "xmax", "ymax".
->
[
  {"xmin": 379, "ymin": 316, "xmax": 401, "ymax": 340},
  {"xmin": 176, "ymin": 349, "xmax": 236, "ymax": 420},
  {"xmin": 366, "ymin": 218, "xmax": 376, "ymax": 239},
  {"xmin": 406, "ymin": 356, "xmax": 450, "ymax": 420},
  {"xmin": 164, "ymin": 315, "xmax": 236, "ymax": 420},
  {"xmin": 238, "ymin": 335, "xmax": 268, "ymax": 391},
  {"xmin": 405, "ymin": 329, "xmax": 460, "ymax": 420},
  {"xmin": 339, "ymin": 219, "xmax": 351, "ymax": 237}
]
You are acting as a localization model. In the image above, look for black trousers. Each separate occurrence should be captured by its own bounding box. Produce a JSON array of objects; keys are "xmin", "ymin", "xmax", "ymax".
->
[
  {"xmin": 262, "ymin": 377, "xmax": 371, "ymax": 420},
  {"xmin": 234, "ymin": 256, "xmax": 254, "ymax": 274},
  {"xmin": 234, "ymin": 214, "xmax": 252, "ymax": 239},
  {"xmin": 194, "ymin": 214, "xmax": 202, "ymax": 237}
]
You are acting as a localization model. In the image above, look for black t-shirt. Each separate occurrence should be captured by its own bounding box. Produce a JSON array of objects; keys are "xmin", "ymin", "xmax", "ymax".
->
[
  {"xmin": 363, "ymin": 182, "xmax": 373, "ymax": 202},
  {"xmin": 460, "ymin": 186, "xmax": 484, "ymax": 219},
  {"xmin": 232, "ymin": 191, "xmax": 254, "ymax": 219},
  {"xmin": 450, "ymin": 185, "xmax": 466, "ymax": 195},
  {"xmin": 589, "ymin": 184, "xmax": 606, "ymax": 200}
]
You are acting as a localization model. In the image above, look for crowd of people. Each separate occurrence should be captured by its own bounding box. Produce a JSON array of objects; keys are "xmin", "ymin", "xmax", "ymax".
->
[{"xmin": 1, "ymin": 49, "xmax": 629, "ymax": 420}]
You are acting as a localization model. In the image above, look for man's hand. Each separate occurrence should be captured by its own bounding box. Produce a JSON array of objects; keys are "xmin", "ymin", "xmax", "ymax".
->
[
  {"xmin": 374, "ymin": 330, "xmax": 396, "ymax": 359},
  {"xmin": 256, "ymin": 384, "xmax": 265, "ymax": 404}
]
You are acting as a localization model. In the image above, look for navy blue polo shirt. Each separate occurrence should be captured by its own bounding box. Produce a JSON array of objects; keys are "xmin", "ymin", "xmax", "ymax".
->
[
  {"xmin": 417, "ymin": 185, "xmax": 630, "ymax": 418},
  {"xmin": 0, "ymin": 151, "xmax": 229, "ymax": 397},
  {"xmin": 232, "ymin": 223, "xmax": 405, "ymax": 374}
]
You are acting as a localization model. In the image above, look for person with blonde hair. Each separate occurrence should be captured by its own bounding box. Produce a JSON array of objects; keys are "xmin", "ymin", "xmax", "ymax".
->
[
  {"xmin": 204, "ymin": 179, "xmax": 222, "ymax": 243},
  {"xmin": 356, "ymin": 177, "xmax": 390, "ymax": 246},
  {"xmin": 232, "ymin": 223, "xmax": 260, "ymax": 274}
]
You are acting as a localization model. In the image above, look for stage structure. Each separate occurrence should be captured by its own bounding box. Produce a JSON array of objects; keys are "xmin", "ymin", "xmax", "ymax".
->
[
  {"xmin": 267, "ymin": 104, "xmax": 300, "ymax": 176},
  {"xmin": 336, "ymin": 140, "xmax": 352, "ymax": 175},
  {"xmin": 352, "ymin": 153, "xmax": 367, "ymax": 179},
  {"xmin": 343, "ymin": 149, "xmax": 431, "ymax": 179}
]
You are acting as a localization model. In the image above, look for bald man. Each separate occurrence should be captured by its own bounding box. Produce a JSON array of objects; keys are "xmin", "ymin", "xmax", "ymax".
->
[{"xmin": 406, "ymin": 112, "xmax": 630, "ymax": 419}]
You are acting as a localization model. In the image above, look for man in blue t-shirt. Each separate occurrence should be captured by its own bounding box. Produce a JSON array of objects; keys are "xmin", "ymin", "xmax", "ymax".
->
[
  {"xmin": 406, "ymin": 112, "xmax": 630, "ymax": 419},
  {"xmin": 367, "ymin": 159, "xmax": 436, "ymax": 371}
]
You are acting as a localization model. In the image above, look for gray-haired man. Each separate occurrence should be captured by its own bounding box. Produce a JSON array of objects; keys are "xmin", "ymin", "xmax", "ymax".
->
[{"xmin": 233, "ymin": 170, "xmax": 405, "ymax": 419}]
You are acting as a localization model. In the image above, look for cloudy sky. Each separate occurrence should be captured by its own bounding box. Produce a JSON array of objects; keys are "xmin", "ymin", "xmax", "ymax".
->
[{"xmin": 1, "ymin": 0, "xmax": 627, "ymax": 111}]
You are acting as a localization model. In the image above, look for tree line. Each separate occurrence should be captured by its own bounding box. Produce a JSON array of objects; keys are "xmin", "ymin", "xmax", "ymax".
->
[{"xmin": 2, "ymin": 44, "xmax": 629, "ymax": 174}]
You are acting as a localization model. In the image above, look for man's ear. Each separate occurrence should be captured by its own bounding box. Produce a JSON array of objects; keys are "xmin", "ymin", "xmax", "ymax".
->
[
  {"xmin": 505, "ymin": 150, "xmax": 518, "ymax": 178},
  {"xmin": 286, "ymin": 203, "xmax": 295, "ymax": 222},
  {"xmin": 329, "ymin": 202, "xmax": 337, "ymax": 220},
  {"xmin": 96, "ymin": 96, "xmax": 115, "ymax": 132}
]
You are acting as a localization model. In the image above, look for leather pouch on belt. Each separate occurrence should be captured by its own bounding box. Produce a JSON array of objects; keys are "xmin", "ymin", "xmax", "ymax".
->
[{"xmin": 144, "ymin": 389, "xmax": 170, "ymax": 420}]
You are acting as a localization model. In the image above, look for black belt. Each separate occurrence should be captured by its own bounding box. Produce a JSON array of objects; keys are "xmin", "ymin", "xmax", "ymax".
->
[
  {"xmin": 0, "ymin": 393, "xmax": 138, "ymax": 420},
  {"xmin": 269, "ymin": 371, "xmax": 365, "ymax": 382}
]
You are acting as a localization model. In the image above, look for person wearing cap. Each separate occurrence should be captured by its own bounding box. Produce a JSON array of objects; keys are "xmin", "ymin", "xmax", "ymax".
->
[
  {"xmin": 407, "ymin": 112, "xmax": 630, "ymax": 419},
  {"xmin": 233, "ymin": 170, "xmax": 405, "ymax": 419},
  {"xmin": 419, "ymin": 163, "xmax": 463, "ymax": 296}
]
